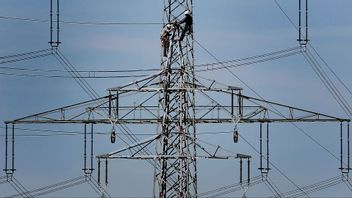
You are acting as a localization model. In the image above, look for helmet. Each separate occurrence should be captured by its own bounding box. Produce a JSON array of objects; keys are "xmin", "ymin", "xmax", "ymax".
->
[
  {"xmin": 166, "ymin": 24, "xmax": 172, "ymax": 30},
  {"xmin": 184, "ymin": 10, "xmax": 191, "ymax": 16}
]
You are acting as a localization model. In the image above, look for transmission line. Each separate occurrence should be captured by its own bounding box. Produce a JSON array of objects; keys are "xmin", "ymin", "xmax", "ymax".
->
[
  {"xmin": 0, "ymin": 49, "xmax": 53, "ymax": 65},
  {"xmin": 194, "ymin": 46, "xmax": 303, "ymax": 72},
  {"xmin": 303, "ymin": 50, "xmax": 352, "ymax": 118},
  {"xmin": 0, "ymin": 72, "xmax": 149, "ymax": 79},
  {"xmin": 273, "ymin": 0, "xmax": 352, "ymax": 118},
  {"xmin": 0, "ymin": 15, "xmax": 162, "ymax": 26},
  {"xmin": 194, "ymin": 39, "xmax": 312, "ymax": 196},
  {"xmin": 0, "ymin": 125, "xmax": 235, "ymax": 137},
  {"xmin": 0, "ymin": 47, "xmax": 303, "ymax": 79}
]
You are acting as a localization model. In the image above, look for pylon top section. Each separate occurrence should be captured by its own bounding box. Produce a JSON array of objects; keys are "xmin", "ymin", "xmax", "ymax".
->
[{"xmin": 163, "ymin": 0, "xmax": 193, "ymax": 24}]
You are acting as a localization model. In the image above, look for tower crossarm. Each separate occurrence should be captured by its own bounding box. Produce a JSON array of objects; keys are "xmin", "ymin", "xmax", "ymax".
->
[{"xmin": 5, "ymin": 88, "xmax": 348, "ymax": 125}]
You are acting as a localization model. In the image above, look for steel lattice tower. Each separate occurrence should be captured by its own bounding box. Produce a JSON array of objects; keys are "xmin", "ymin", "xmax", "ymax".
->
[
  {"xmin": 157, "ymin": 1, "xmax": 196, "ymax": 197},
  {"xmin": 3, "ymin": 1, "xmax": 351, "ymax": 197}
]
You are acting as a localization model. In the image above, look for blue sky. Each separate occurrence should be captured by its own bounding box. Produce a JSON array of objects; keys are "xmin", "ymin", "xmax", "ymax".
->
[{"xmin": 1, "ymin": 0, "xmax": 352, "ymax": 197}]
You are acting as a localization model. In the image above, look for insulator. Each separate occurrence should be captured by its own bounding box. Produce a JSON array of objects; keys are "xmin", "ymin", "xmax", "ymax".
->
[
  {"xmin": 110, "ymin": 128, "xmax": 116, "ymax": 143},
  {"xmin": 233, "ymin": 128, "xmax": 239, "ymax": 143}
]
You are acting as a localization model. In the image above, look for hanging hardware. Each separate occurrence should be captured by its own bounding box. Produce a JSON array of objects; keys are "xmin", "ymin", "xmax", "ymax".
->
[{"xmin": 233, "ymin": 127, "xmax": 239, "ymax": 143}]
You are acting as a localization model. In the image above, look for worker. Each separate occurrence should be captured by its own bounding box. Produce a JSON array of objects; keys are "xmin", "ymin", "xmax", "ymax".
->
[
  {"xmin": 178, "ymin": 10, "xmax": 193, "ymax": 41},
  {"xmin": 160, "ymin": 23, "xmax": 173, "ymax": 57}
]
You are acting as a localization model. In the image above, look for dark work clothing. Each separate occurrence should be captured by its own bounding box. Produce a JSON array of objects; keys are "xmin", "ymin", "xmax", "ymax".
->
[
  {"xmin": 160, "ymin": 25, "xmax": 172, "ymax": 57},
  {"xmin": 179, "ymin": 15, "xmax": 193, "ymax": 41},
  {"xmin": 180, "ymin": 15, "xmax": 192, "ymax": 27}
]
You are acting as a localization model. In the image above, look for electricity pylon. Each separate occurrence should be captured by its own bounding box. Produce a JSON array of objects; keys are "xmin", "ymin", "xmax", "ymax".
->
[{"xmin": 4, "ymin": 0, "xmax": 350, "ymax": 197}]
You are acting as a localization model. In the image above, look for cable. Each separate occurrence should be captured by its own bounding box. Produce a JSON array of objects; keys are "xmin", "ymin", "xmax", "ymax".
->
[
  {"xmin": 9, "ymin": 176, "xmax": 86, "ymax": 198},
  {"xmin": 0, "ymin": 125, "xmax": 236, "ymax": 138},
  {"xmin": 53, "ymin": 49, "xmax": 168, "ymax": 181},
  {"xmin": 198, "ymin": 175, "xmax": 262, "ymax": 197},
  {"xmin": 306, "ymin": 48, "xmax": 352, "ymax": 116},
  {"xmin": 0, "ymin": 49, "xmax": 51, "ymax": 60},
  {"xmin": 194, "ymin": 37, "xmax": 352, "ymax": 195},
  {"xmin": 195, "ymin": 46, "xmax": 300, "ymax": 68},
  {"xmin": 197, "ymin": 72, "xmax": 349, "ymax": 169},
  {"xmin": 0, "ymin": 65, "xmax": 160, "ymax": 73},
  {"xmin": 0, "ymin": 71, "xmax": 149, "ymax": 79},
  {"xmin": 0, "ymin": 47, "xmax": 302, "ymax": 79},
  {"xmin": 0, "ymin": 47, "xmax": 303, "ymax": 79},
  {"xmin": 0, "ymin": 15, "xmax": 162, "ymax": 25},
  {"xmin": 8, "ymin": 176, "xmax": 33, "ymax": 198},
  {"xmin": 279, "ymin": 175, "xmax": 342, "ymax": 197},
  {"xmin": 308, "ymin": 44, "xmax": 352, "ymax": 98},
  {"xmin": 0, "ymin": 52, "xmax": 53, "ymax": 65},
  {"xmin": 194, "ymin": 46, "xmax": 303, "ymax": 72},
  {"xmin": 303, "ymin": 50, "xmax": 352, "ymax": 118},
  {"xmin": 86, "ymin": 175, "xmax": 111, "ymax": 198},
  {"xmin": 194, "ymin": 39, "xmax": 309, "ymax": 196},
  {"xmin": 273, "ymin": 0, "xmax": 352, "ymax": 118},
  {"xmin": 238, "ymin": 132, "xmax": 309, "ymax": 197},
  {"xmin": 53, "ymin": 49, "xmax": 100, "ymax": 100},
  {"xmin": 265, "ymin": 176, "xmax": 283, "ymax": 197}
]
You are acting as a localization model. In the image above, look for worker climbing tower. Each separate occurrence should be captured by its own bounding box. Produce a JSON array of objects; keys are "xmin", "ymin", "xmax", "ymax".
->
[{"xmin": 157, "ymin": 0, "xmax": 196, "ymax": 197}]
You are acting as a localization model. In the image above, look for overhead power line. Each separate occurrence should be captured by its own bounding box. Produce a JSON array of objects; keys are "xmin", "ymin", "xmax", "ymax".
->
[
  {"xmin": 0, "ymin": 72, "xmax": 149, "ymax": 79},
  {"xmin": 273, "ymin": 0, "xmax": 352, "ymax": 118},
  {"xmin": 0, "ymin": 125, "xmax": 234, "ymax": 138},
  {"xmin": 194, "ymin": 39, "xmax": 308, "ymax": 196},
  {"xmin": 0, "ymin": 47, "xmax": 302, "ymax": 79},
  {"xmin": 0, "ymin": 15, "xmax": 162, "ymax": 26}
]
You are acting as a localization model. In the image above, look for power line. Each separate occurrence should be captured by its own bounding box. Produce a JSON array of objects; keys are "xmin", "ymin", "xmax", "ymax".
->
[
  {"xmin": 0, "ymin": 125, "xmax": 234, "ymax": 137},
  {"xmin": 194, "ymin": 46, "xmax": 302, "ymax": 69},
  {"xmin": 195, "ymin": 0, "xmax": 351, "ymax": 169},
  {"xmin": 237, "ymin": 132, "xmax": 309, "ymax": 197},
  {"xmin": 0, "ymin": 72, "xmax": 149, "ymax": 79},
  {"xmin": 194, "ymin": 39, "xmax": 308, "ymax": 196},
  {"xmin": 0, "ymin": 15, "xmax": 162, "ymax": 26},
  {"xmin": 0, "ymin": 47, "xmax": 303, "ymax": 79},
  {"xmin": 273, "ymin": 0, "xmax": 352, "ymax": 118},
  {"xmin": 0, "ymin": 65, "xmax": 160, "ymax": 73}
]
